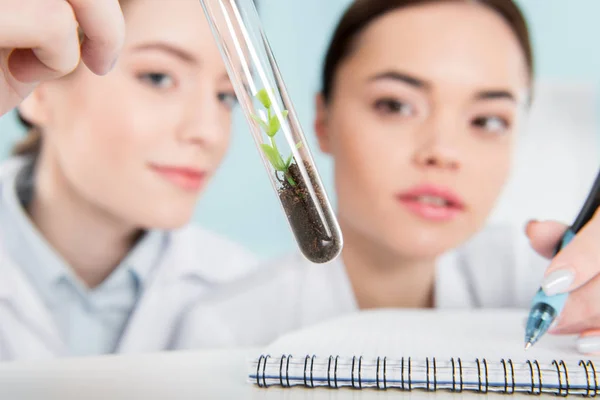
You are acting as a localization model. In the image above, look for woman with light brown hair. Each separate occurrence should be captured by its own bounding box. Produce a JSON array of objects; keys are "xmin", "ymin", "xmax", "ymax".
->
[{"xmin": 0, "ymin": 0, "xmax": 258, "ymax": 361}]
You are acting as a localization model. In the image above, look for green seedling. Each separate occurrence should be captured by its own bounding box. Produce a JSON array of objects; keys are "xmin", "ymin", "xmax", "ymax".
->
[{"xmin": 250, "ymin": 88, "xmax": 302, "ymax": 186}]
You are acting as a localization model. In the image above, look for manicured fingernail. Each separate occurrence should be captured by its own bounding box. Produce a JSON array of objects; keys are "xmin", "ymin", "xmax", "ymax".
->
[
  {"xmin": 542, "ymin": 269, "xmax": 574, "ymax": 296},
  {"xmin": 107, "ymin": 58, "xmax": 118, "ymax": 73},
  {"xmin": 577, "ymin": 336, "xmax": 600, "ymax": 354},
  {"xmin": 100, "ymin": 57, "xmax": 118, "ymax": 75}
]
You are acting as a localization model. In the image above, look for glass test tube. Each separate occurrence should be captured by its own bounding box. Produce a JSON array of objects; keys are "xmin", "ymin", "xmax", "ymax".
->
[{"xmin": 198, "ymin": 0, "xmax": 343, "ymax": 264}]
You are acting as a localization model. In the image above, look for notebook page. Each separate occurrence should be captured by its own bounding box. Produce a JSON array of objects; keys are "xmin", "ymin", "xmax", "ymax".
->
[
  {"xmin": 255, "ymin": 309, "xmax": 600, "ymax": 393},
  {"xmin": 264, "ymin": 309, "xmax": 579, "ymax": 361}
]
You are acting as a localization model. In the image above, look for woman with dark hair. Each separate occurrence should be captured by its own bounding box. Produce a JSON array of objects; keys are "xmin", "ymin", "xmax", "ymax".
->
[
  {"xmin": 176, "ymin": 0, "xmax": 600, "ymax": 355},
  {"xmin": 0, "ymin": 0, "xmax": 258, "ymax": 361}
]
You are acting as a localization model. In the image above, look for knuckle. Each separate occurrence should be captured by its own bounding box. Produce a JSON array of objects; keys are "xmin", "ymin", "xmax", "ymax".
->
[
  {"xmin": 578, "ymin": 225, "xmax": 600, "ymax": 268},
  {"xmin": 589, "ymin": 316, "xmax": 600, "ymax": 331},
  {"xmin": 77, "ymin": 1, "xmax": 125, "ymax": 49},
  {"xmin": 560, "ymin": 239, "xmax": 600, "ymax": 280},
  {"xmin": 570, "ymin": 289, "xmax": 600, "ymax": 326},
  {"xmin": 39, "ymin": 2, "xmax": 79, "ymax": 72},
  {"xmin": 41, "ymin": 2, "xmax": 78, "ymax": 41}
]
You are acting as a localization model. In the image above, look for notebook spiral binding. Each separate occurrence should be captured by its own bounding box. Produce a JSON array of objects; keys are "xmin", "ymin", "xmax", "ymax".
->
[{"xmin": 251, "ymin": 355, "xmax": 600, "ymax": 397}]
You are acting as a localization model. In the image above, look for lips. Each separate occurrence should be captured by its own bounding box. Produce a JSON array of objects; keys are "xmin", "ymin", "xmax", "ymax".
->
[
  {"xmin": 150, "ymin": 164, "xmax": 207, "ymax": 192},
  {"xmin": 396, "ymin": 184, "xmax": 465, "ymax": 221}
]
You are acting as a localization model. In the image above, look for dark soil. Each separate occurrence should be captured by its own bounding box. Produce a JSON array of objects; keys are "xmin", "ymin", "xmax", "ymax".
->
[{"xmin": 278, "ymin": 160, "xmax": 342, "ymax": 263}]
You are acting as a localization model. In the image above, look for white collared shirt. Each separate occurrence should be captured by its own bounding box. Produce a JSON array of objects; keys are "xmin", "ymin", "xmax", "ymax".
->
[
  {"xmin": 172, "ymin": 224, "xmax": 550, "ymax": 350},
  {"xmin": 0, "ymin": 157, "xmax": 260, "ymax": 360},
  {"xmin": 0, "ymin": 158, "xmax": 168, "ymax": 356}
]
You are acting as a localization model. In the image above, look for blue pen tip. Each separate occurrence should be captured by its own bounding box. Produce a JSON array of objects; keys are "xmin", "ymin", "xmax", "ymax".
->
[
  {"xmin": 525, "ymin": 303, "xmax": 557, "ymax": 350},
  {"xmin": 524, "ymin": 331, "xmax": 540, "ymax": 350}
]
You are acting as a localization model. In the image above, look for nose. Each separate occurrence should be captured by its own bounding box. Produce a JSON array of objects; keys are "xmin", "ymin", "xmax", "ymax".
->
[
  {"xmin": 176, "ymin": 92, "xmax": 224, "ymax": 147},
  {"xmin": 412, "ymin": 114, "xmax": 461, "ymax": 171}
]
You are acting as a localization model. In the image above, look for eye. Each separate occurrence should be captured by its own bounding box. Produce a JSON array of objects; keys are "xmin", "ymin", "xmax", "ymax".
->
[
  {"xmin": 218, "ymin": 91, "xmax": 238, "ymax": 110},
  {"xmin": 472, "ymin": 115, "xmax": 510, "ymax": 134},
  {"xmin": 138, "ymin": 72, "xmax": 175, "ymax": 89},
  {"xmin": 373, "ymin": 98, "xmax": 414, "ymax": 116}
]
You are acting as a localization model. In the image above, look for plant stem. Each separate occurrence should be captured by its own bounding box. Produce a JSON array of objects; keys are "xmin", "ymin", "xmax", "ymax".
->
[{"xmin": 285, "ymin": 172, "xmax": 296, "ymax": 187}]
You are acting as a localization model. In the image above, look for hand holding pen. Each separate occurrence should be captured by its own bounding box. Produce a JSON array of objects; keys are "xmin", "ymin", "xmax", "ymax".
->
[{"xmin": 524, "ymin": 168, "xmax": 600, "ymax": 354}]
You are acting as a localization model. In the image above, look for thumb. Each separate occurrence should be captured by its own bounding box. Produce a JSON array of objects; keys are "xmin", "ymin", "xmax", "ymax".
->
[{"xmin": 525, "ymin": 220, "xmax": 568, "ymax": 259}]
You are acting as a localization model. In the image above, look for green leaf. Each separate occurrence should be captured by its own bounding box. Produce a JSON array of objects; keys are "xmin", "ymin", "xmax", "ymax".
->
[
  {"xmin": 267, "ymin": 115, "xmax": 281, "ymax": 136},
  {"xmin": 255, "ymin": 89, "xmax": 271, "ymax": 109},
  {"xmin": 284, "ymin": 153, "xmax": 293, "ymax": 168},
  {"xmin": 281, "ymin": 110, "xmax": 289, "ymax": 119},
  {"xmin": 260, "ymin": 144, "xmax": 285, "ymax": 171},
  {"xmin": 295, "ymin": 141, "xmax": 303, "ymax": 149},
  {"xmin": 250, "ymin": 114, "xmax": 268, "ymax": 132}
]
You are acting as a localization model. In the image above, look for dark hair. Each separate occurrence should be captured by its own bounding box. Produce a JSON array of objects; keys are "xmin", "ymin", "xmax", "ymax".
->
[{"xmin": 320, "ymin": 0, "xmax": 534, "ymax": 103}]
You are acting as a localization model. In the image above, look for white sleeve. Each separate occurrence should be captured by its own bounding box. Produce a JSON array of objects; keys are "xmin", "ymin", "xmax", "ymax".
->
[
  {"xmin": 511, "ymin": 225, "xmax": 548, "ymax": 308},
  {"xmin": 0, "ymin": 320, "xmax": 11, "ymax": 361},
  {"xmin": 170, "ymin": 254, "xmax": 307, "ymax": 350},
  {"xmin": 456, "ymin": 224, "xmax": 548, "ymax": 308}
]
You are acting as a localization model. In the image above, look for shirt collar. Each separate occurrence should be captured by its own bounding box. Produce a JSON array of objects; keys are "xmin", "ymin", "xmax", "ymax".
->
[
  {"xmin": 0, "ymin": 157, "xmax": 166, "ymax": 296},
  {"xmin": 434, "ymin": 250, "xmax": 476, "ymax": 308},
  {"xmin": 1, "ymin": 158, "xmax": 68, "ymax": 288},
  {"xmin": 117, "ymin": 229, "xmax": 166, "ymax": 288}
]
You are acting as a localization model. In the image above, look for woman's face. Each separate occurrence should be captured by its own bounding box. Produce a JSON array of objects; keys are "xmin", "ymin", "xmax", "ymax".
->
[
  {"xmin": 21, "ymin": 0, "xmax": 236, "ymax": 229},
  {"xmin": 315, "ymin": 2, "xmax": 529, "ymax": 259}
]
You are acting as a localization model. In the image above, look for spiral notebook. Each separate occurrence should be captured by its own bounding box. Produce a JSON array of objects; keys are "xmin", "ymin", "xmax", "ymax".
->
[{"xmin": 249, "ymin": 309, "xmax": 600, "ymax": 396}]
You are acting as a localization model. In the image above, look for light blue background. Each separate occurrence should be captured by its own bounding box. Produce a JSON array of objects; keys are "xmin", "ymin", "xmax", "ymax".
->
[{"xmin": 0, "ymin": 0, "xmax": 598, "ymax": 260}]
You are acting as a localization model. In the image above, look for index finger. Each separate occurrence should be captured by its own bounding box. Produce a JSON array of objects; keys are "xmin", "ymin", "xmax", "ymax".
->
[{"xmin": 67, "ymin": 0, "xmax": 125, "ymax": 75}]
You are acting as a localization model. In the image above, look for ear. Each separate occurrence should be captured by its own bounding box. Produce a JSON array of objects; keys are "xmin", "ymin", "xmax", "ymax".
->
[
  {"xmin": 17, "ymin": 85, "xmax": 50, "ymax": 127},
  {"xmin": 314, "ymin": 93, "xmax": 332, "ymax": 154}
]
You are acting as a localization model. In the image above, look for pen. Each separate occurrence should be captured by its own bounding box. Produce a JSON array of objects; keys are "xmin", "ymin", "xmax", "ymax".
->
[{"xmin": 524, "ymin": 168, "xmax": 600, "ymax": 350}]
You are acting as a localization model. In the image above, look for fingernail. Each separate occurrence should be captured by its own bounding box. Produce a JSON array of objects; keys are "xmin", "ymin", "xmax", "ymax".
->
[
  {"xmin": 577, "ymin": 336, "xmax": 600, "ymax": 354},
  {"xmin": 107, "ymin": 58, "xmax": 118, "ymax": 73},
  {"xmin": 542, "ymin": 269, "xmax": 575, "ymax": 296},
  {"xmin": 101, "ymin": 57, "xmax": 118, "ymax": 75}
]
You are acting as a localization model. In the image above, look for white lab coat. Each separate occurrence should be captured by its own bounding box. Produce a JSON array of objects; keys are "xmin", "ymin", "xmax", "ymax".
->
[
  {"xmin": 172, "ymin": 224, "xmax": 550, "ymax": 349},
  {"xmin": 0, "ymin": 158, "xmax": 259, "ymax": 362}
]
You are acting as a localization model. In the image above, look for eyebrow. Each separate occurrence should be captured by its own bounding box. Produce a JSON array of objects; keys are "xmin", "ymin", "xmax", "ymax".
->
[
  {"xmin": 368, "ymin": 71, "xmax": 429, "ymax": 89},
  {"xmin": 475, "ymin": 90, "xmax": 516, "ymax": 102},
  {"xmin": 368, "ymin": 70, "xmax": 517, "ymax": 103},
  {"xmin": 131, "ymin": 42, "xmax": 198, "ymax": 64}
]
